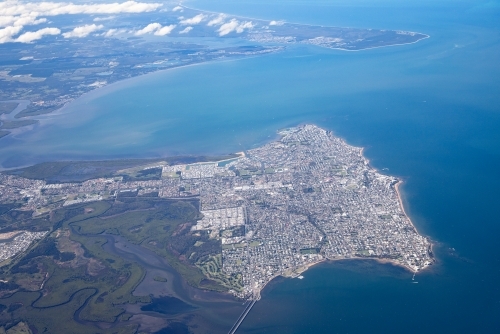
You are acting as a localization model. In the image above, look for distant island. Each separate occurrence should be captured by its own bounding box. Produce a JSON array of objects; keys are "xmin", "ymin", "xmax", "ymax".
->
[{"xmin": 0, "ymin": 4, "xmax": 428, "ymax": 137}]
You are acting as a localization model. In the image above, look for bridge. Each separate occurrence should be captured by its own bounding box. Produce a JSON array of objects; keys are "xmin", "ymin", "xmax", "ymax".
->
[{"xmin": 227, "ymin": 299, "xmax": 257, "ymax": 334}]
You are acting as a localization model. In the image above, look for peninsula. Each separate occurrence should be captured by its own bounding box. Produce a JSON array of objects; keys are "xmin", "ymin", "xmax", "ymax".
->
[
  {"xmin": 0, "ymin": 3, "xmax": 429, "ymax": 137},
  {"xmin": 0, "ymin": 125, "xmax": 433, "ymax": 302}
]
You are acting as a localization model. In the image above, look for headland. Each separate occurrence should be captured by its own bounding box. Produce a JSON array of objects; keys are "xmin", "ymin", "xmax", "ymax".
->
[{"xmin": 0, "ymin": 124, "xmax": 434, "ymax": 302}]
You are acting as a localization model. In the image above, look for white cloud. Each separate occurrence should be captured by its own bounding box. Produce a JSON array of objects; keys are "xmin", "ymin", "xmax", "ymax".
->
[
  {"xmin": 62, "ymin": 24, "xmax": 103, "ymax": 38},
  {"xmin": 0, "ymin": 14, "xmax": 46, "ymax": 28},
  {"xmin": 134, "ymin": 23, "xmax": 161, "ymax": 35},
  {"xmin": 0, "ymin": 15, "xmax": 52, "ymax": 43},
  {"xmin": 179, "ymin": 14, "xmax": 205, "ymax": 25},
  {"xmin": 0, "ymin": 25, "xmax": 23, "ymax": 43},
  {"xmin": 218, "ymin": 19, "xmax": 239, "ymax": 36},
  {"xmin": 0, "ymin": 1, "xmax": 163, "ymax": 44},
  {"xmin": 154, "ymin": 24, "xmax": 176, "ymax": 36},
  {"xmin": 15, "ymin": 27, "xmax": 60, "ymax": 43},
  {"xmin": 218, "ymin": 19, "xmax": 253, "ymax": 36},
  {"xmin": 93, "ymin": 16, "xmax": 116, "ymax": 22},
  {"xmin": 0, "ymin": 16, "xmax": 18, "ymax": 28},
  {"xmin": 134, "ymin": 23, "xmax": 176, "ymax": 36},
  {"xmin": 172, "ymin": 6, "xmax": 183, "ymax": 12},
  {"xmin": 104, "ymin": 28, "xmax": 117, "ymax": 37},
  {"xmin": 269, "ymin": 20, "xmax": 285, "ymax": 26},
  {"xmin": 0, "ymin": 1, "xmax": 163, "ymax": 17},
  {"xmin": 207, "ymin": 14, "xmax": 226, "ymax": 27},
  {"xmin": 236, "ymin": 21, "xmax": 254, "ymax": 33},
  {"xmin": 103, "ymin": 28, "xmax": 126, "ymax": 37},
  {"xmin": 179, "ymin": 26, "xmax": 192, "ymax": 34}
]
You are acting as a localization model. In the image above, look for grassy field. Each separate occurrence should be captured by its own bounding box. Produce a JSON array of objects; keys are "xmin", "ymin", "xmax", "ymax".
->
[
  {"xmin": 196, "ymin": 255, "xmax": 243, "ymax": 292},
  {"xmin": 0, "ymin": 197, "xmax": 229, "ymax": 332},
  {"xmin": 0, "ymin": 289, "xmax": 137, "ymax": 334},
  {"xmin": 72, "ymin": 198, "xmax": 225, "ymax": 291},
  {"xmin": 0, "ymin": 103, "xmax": 18, "ymax": 115}
]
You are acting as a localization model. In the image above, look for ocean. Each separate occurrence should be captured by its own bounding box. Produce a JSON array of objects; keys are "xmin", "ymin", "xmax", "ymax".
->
[{"xmin": 2, "ymin": 0, "xmax": 500, "ymax": 332}]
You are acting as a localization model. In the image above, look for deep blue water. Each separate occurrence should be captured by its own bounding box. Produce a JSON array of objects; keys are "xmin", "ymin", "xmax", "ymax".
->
[{"xmin": 1, "ymin": 0, "xmax": 500, "ymax": 332}]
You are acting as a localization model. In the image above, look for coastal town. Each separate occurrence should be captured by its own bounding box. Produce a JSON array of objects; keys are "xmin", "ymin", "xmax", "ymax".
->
[
  {"xmin": 0, "ymin": 125, "xmax": 433, "ymax": 299},
  {"xmin": 0, "ymin": 230, "xmax": 47, "ymax": 263}
]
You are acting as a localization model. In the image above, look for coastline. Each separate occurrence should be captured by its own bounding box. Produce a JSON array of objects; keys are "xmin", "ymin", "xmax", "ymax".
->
[
  {"xmin": 1, "ymin": 42, "xmax": 285, "ymax": 137},
  {"xmin": 250, "ymin": 140, "xmax": 434, "ymax": 300},
  {"xmin": 349, "ymin": 137, "xmax": 434, "ymax": 272},
  {"xmin": 183, "ymin": 4, "xmax": 430, "ymax": 35},
  {"xmin": 0, "ymin": 123, "xmax": 438, "ymax": 315},
  {"xmin": 321, "ymin": 34, "xmax": 430, "ymax": 52},
  {"xmin": 254, "ymin": 259, "xmax": 323, "ymax": 300},
  {"xmin": 1, "ymin": 0, "xmax": 496, "ymax": 331},
  {"xmin": 182, "ymin": 3, "xmax": 430, "ymax": 52},
  {"xmin": 0, "ymin": 5, "xmax": 430, "ymax": 137},
  {"xmin": 258, "ymin": 254, "xmax": 424, "ymax": 300},
  {"xmin": 31, "ymin": 54, "xmax": 275, "ymax": 123},
  {"xmin": 395, "ymin": 180, "xmax": 435, "ymax": 265}
]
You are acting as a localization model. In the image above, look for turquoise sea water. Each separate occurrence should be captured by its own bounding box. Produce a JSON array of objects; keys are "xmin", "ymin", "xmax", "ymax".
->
[{"xmin": 1, "ymin": 0, "xmax": 500, "ymax": 332}]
